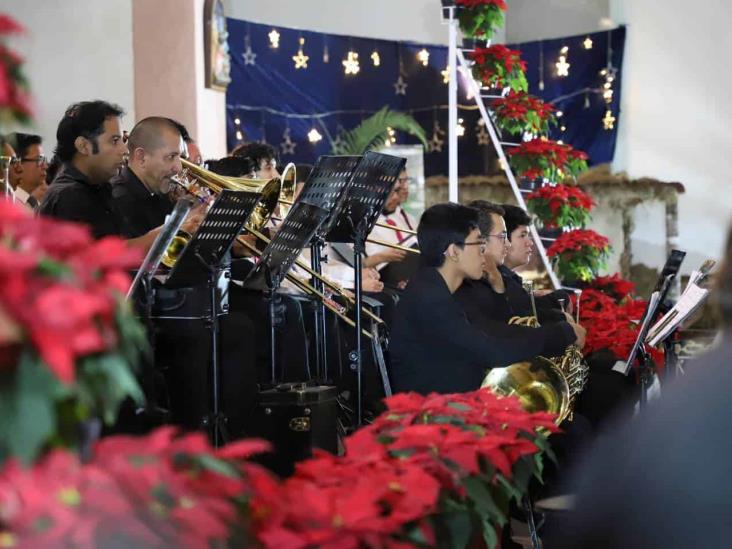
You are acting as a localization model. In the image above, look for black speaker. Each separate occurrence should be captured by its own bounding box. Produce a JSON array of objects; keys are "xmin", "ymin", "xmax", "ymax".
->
[{"xmin": 251, "ymin": 383, "xmax": 338, "ymax": 477}]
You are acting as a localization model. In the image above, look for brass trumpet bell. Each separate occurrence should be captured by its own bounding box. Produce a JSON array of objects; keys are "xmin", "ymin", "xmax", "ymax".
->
[
  {"xmin": 179, "ymin": 158, "xmax": 281, "ymax": 231},
  {"xmin": 481, "ymin": 357, "xmax": 571, "ymax": 422}
]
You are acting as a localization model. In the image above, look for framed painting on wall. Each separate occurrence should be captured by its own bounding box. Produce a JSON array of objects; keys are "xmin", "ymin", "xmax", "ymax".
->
[{"xmin": 204, "ymin": 0, "xmax": 231, "ymax": 91}]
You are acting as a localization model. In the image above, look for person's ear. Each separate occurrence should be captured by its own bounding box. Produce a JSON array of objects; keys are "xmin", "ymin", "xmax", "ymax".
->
[
  {"xmin": 74, "ymin": 136, "xmax": 91, "ymax": 156},
  {"xmin": 11, "ymin": 162, "xmax": 22, "ymax": 175},
  {"xmin": 445, "ymin": 243, "xmax": 460, "ymax": 262}
]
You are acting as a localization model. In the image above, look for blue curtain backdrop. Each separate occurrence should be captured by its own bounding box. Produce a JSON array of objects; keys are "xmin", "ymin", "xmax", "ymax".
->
[{"xmin": 225, "ymin": 18, "xmax": 625, "ymax": 177}]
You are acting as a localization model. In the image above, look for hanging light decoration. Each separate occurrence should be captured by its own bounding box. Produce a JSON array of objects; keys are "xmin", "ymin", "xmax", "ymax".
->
[
  {"xmin": 583, "ymin": 36, "xmax": 593, "ymax": 49},
  {"xmin": 602, "ymin": 109, "xmax": 616, "ymax": 130},
  {"xmin": 456, "ymin": 118, "xmax": 466, "ymax": 137},
  {"xmin": 292, "ymin": 37, "xmax": 309, "ymax": 69},
  {"xmin": 555, "ymin": 46, "xmax": 570, "ymax": 77},
  {"xmin": 371, "ymin": 49, "xmax": 381, "ymax": 67},
  {"xmin": 268, "ymin": 29, "xmax": 280, "ymax": 49},
  {"xmin": 308, "ymin": 128, "xmax": 323, "ymax": 143},
  {"xmin": 441, "ymin": 67, "xmax": 450, "ymax": 84},
  {"xmin": 417, "ymin": 48, "xmax": 430, "ymax": 67},
  {"xmin": 342, "ymin": 50, "xmax": 360, "ymax": 75},
  {"xmin": 236, "ymin": 130, "xmax": 243, "ymax": 141}
]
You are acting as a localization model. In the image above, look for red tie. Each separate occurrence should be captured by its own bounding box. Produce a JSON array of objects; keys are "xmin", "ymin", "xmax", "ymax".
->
[{"xmin": 385, "ymin": 217, "xmax": 404, "ymax": 243}]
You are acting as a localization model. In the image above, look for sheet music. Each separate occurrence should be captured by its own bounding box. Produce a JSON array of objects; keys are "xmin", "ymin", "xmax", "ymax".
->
[{"xmin": 646, "ymin": 282, "xmax": 710, "ymax": 347}]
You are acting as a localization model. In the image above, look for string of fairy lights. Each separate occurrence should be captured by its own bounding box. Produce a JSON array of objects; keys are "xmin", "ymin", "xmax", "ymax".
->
[{"xmin": 234, "ymin": 24, "xmax": 621, "ymax": 153}]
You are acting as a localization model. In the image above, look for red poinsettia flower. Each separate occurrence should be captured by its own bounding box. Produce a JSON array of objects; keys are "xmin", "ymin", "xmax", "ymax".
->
[{"xmin": 527, "ymin": 184, "xmax": 595, "ymax": 229}]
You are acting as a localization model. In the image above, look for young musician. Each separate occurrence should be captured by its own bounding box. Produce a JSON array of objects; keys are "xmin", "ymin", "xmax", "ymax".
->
[
  {"xmin": 453, "ymin": 201, "xmax": 584, "ymax": 354},
  {"xmin": 5, "ymin": 132, "xmax": 48, "ymax": 209},
  {"xmin": 389, "ymin": 203, "xmax": 579, "ymax": 395}
]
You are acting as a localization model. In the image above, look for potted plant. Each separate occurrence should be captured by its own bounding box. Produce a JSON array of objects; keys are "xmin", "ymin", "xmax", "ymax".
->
[{"xmin": 526, "ymin": 183, "xmax": 595, "ymax": 229}]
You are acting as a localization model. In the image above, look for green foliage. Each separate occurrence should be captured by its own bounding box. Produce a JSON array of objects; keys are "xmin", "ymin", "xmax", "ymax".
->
[
  {"xmin": 330, "ymin": 107, "xmax": 427, "ymax": 155},
  {"xmin": 554, "ymin": 246, "xmax": 611, "ymax": 282},
  {"xmin": 458, "ymin": 5, "xmax": 505, "ymax": 40}
]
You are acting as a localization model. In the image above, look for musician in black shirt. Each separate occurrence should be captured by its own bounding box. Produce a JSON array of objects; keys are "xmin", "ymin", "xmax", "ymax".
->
[
  {"xmin": 389, "ymin": 203, "xmax": 581, "ymax": 395},
  {"xmin": 454, "ymin": 201, "xmax": 583, "ymax": 357},
  {"xmin": 39, "ymin": 101, "xmax": 128, "ymax": 238}
]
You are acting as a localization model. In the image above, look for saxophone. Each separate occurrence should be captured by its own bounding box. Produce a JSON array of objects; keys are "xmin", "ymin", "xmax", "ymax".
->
[{"xmin": 481, "ymin": 281, "xmax": 588, "ymax": 423}]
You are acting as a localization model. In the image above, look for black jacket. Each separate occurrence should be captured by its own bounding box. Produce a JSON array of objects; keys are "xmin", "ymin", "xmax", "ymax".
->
[
  {"xmin": 454, "ymin": 277, "xmax": 576, "ymax": 358},
  {"xmin": 110, "ymin": 167, "xmax": 173, "ymax": 238},
  {"xmin": 499, "ymin": 265, "xmax": 571, "ymax": 324},
  {"xmin": 388, "ymin": 268, "xmax": 573, "ymax": 395},
  {"xmin": 39, "ymin": 164, "xmax": 124, "ymax": 239}
]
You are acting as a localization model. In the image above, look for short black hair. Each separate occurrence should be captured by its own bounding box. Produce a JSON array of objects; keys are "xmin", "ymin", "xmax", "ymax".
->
[
  {"xmin": 167, "ymin": 118, "xmax": 193, "ymax": 143},
  {"xmin": 127, "ymin": 117, "xmax": 181, "ymax": 154},
  {"xmin": 467, "ymin": 200, "xmax": 505, "ymax": 236},
  {"xmin": 54, "ymin": 100, "xmax": 125, "ymax": 162},
  {"xmin": 418, "ymin": 203, "xmax": 480, "ymax": 267},
  {"xmin": 5, "ymin": 132, "xmax": 42, "ymax": 159},
  {"xmin": 207, "ymin": 156, "xmax": 255, "ymax": 177},
  {"xmin": 231, "ymin": 141, "xmax": 277, "ymax": 167},
  {"xmin": 501, "ymin": 204, "xmax": 532, "ymax": 240}
]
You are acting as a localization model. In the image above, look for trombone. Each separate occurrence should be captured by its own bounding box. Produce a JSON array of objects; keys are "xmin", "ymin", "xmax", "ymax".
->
[{"xmin": 170, "ymin": 158, "xmax": 382, "ymax": 337}]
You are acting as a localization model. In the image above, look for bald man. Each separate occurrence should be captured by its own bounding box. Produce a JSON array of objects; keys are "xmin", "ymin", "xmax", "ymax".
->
[{"xmin": 111, "ymin": 116, "xmax": 204, "ymax": 239}]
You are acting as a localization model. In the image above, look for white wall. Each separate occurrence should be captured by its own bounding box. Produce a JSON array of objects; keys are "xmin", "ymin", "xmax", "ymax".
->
[
  {"xmin": 611, "ymin": 0, "xmax": 732, "ymax": 272},
  {"xmin": 225, "ymin": 0, "xmax": 467, "ymax": 45},
  {"xmin": 3, "ymin": 0, "xmax": 135, "ymax": 150},
  {"xmin": 506, "ymin": 0, "xmax": 609, "ymax": 43}
]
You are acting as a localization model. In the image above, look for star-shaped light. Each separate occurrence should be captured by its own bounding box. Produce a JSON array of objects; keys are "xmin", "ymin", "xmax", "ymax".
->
[
  {"xmin": 268, "ymin": 29, "xmax": 280, "ymax": 49},
  {"xmin": 475, "ymin": 119, "xmax": 490, "ymax": 145},
  {"xmin": 417, "ymin": 48, "xmax": 430, "ymax": 67},
  {"xmin": 242, "ymin": 45, "xmax": 257, "ymax": 66},
  {"xmin": 428, "ymin": 121, "xmax": 445, "ymax": 153},
  {"xmin": 456, "ymin": 118, "xmax": 466, "ymax": 137},
  {"xmin": 307, "ymin": 128, "xmax": 323, "ymax": 143},
  {"xmin": 441, "ymin": 67, "xmax": 450, "ymax": 84},
  {"xmin": 603, "ymin": 110, "xmax": 616, "ymax": 130},
  {"xmin": 371, "ymin": 50, "xmax": 381, "ymax": 67},
  {"xmin": 342, "ymin": 51, "xmax": 360, "ymax": 75},
  {"xmin": 583, "ymin": 36, "xmax": 593, "ymax": 49},
  {"xmin": 556, "ymin": 55, "xmax": 570, "ymax": 77},
  {"xmin": 293, "ymin": 37, "xmax": 309, "ymax": 69},
  {"xmin": 280, "ymin": 128, "xmax": 297, "ymax": 155},
  {"xmin": 393, "ymin": 75, "xmax": 408, "ymax": 95}
]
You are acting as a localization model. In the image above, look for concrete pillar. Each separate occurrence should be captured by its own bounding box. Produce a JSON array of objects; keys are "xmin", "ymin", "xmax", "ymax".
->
[{"xmin": 132, "ymin": 0, "xmax": 227, "ymax": 159}]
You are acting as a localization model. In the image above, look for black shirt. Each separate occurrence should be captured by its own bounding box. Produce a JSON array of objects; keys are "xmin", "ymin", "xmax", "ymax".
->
[
  {"xmin": 110, "ymin": 166, "xmax": 172, "ymax": 238},
  {"xmin": 454, "ymin": 277, "xmax": 575, "ymax": 358},
  {"xmin": 388, "ymin": 267, "xmax": 567, "ymax": 395},
  {"xmin": 39, "ymin": 163, "xmax": 124, "ymax": 239},
  {"xmin": 499, "ymin": 264, "xmax": 570, "ymax": 324}
]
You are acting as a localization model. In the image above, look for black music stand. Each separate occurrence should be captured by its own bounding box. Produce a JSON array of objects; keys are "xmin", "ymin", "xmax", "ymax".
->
[
  {"xmin": 296, "ymin": 155, "xmax": 362, "ymax": 380},
  {"xmin": 623, "ymin": 249, "xmax": 686, "ymax": 410},
  {"xmin": 242, "ymin": 202, "xmax": 330, "ymax": 384},
  {"xmin": 325, "ymin": 151, "xmax": 407, "ymax": 426},
  {"xmin": 165, "ymin": 190, "xmax": 261, "ymax": 446}
]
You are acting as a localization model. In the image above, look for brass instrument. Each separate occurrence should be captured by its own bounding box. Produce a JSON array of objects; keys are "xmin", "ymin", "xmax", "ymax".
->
[
  {"xmin": 166, "ymin": 160, "xmax": 382, "ymax": 337},
  {"xmin": 481, "ymin": 282, "xmax": 588, "ymax": 423}
]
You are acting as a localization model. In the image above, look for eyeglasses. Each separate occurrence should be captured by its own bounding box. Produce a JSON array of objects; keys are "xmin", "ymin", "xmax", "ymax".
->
[
  {"xmin": 462, "ymin": 239, "xmax": 487, "ymax": 253},
  {"xmin": 486, "ymin": 232, "xmax": 508, "ymax": 243},
  {"xmin": 20, "ymin": 156, "xmax": 47, "ymax": 167}
]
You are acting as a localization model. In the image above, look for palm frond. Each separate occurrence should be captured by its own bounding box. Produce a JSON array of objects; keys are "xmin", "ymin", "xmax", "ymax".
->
[{"xmin": 330, "ymin": 107, "xmax": 427, "ymax": 155}]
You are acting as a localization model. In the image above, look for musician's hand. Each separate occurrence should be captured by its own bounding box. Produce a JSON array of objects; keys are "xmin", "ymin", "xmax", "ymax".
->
[
  {"xmin": 181, "ymin": 205, "xmax": 206, "ymax": 234},
  {"xmin": 363, "ymin": 268, "xmax": 380, "ymax": 281},
  {"xmin": 534, "ymin": 289, "xmax": 553, "ymax": 297},
  {"xmin": 397, "ymin": 279, "xmax": 408, "ymax": 290},
  {"xmin": 374, "ymin": 248, "xmax": 407, "ymax": 264},
  {"xmin": 363, "ymin": 277, "xmax": 384, "ymax": 293},
  {"xmin": 569, "ymin": 321, "xmax": 586, "ymax": 349}
]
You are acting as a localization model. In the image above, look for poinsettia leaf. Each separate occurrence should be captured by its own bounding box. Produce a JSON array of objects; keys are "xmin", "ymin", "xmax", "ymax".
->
[
  {"xmin": 77, "ymin": 353, "xmax": 144, "ymax": 424},
  {"xmin": 0, "ymin": 351, "xmax": 66, "ymax": 464},
  {"xmin": 192, "ymin": 453, "xmax": 241, "ymax": 479},
  {"xmin": 462, "ymin": 475, "xmax": 507, "ymax": 526},
  {"xmin": 437, "ymin": 510, "xmax": 473, "ymax": 549},
  {"xmin": 482, "ymin": 518, "xmax": 499, "ymax": 549}
]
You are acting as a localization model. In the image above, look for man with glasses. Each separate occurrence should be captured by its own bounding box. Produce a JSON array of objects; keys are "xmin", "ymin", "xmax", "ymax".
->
[
  {"xmin": 5, "ymin": 132, "xmax": 48, "ymax": 209},
  {"xmin": 454, "ymin": 200, "xmax": 583, "ymax": 359},
  {"xmin": 389, "ymin": 202, "xmax": 576, "ymax": 395}
]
